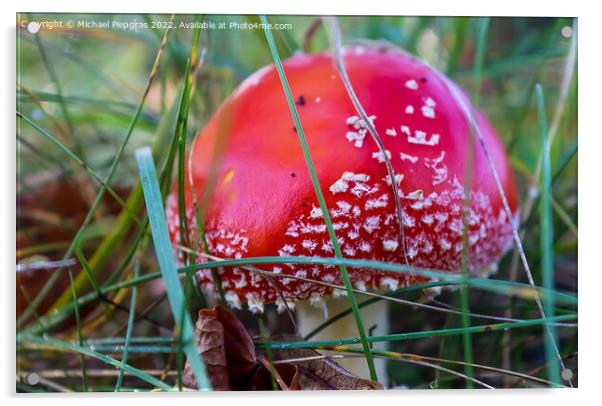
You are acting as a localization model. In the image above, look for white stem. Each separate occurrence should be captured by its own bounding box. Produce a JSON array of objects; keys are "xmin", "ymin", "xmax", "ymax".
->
[{"xmin": 296, "ymin": 297, "xmax": 389, "ymax": 386}]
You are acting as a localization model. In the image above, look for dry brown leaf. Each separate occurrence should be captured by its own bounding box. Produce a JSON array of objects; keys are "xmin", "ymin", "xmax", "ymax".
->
[
  {"xmin": 183, "ymin": 307, "xmax": 231, "ymax": 390},
  {"xmin": 183, "ymin": 305, "xmax": 298, "ymax": 391},
  {"xmin": 213, "ymin": 305, "xmax": 257, "ymax": 385},
  {"xmin": 184, "ymin": 306, "xmax": 382, "ymax": 391},
  {"xmin": 271, "ymin": 335, "xmax": 384, "ymax": 390}
]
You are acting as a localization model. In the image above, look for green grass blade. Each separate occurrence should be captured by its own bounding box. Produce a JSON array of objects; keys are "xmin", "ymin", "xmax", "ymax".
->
[
  {"xmin": 22, "ymin": 255, "xmax": 578, "ymax": 337},
  {"xmin": 176, "ymin": 20, "xmax": 199, "ymax": 265},
  {"xmin": 446, "ymin": 18, "xmax": 469, "ymax": 73},
  {"xmin": 17, "ymin": 334, "xmax": 173, "ymax": 391},
  {"xmin": 16, "ymin": 112, "xmax": 140, "ymax": 225},
  {"xmin": 34, "ymin": 32, "xmax": 77, "ymax": 152},
  {"xmin": 258, "ymin": 318, "xmax": 278, "ymax": 391},
  {"xmin": 67, "ymin": 269, "xmax": 88, "ymax": 392},
  {"xmin": 458, "ymin": 16, "xmax": 490, "ymax": 389},
  {"xmin": 81, "ymin": 345, "xmax": 175, "ymax": 354},
  {"xmin": 178, "ymin": 256, "xmax": 578, "ymax": 306},
  {"xmin": 471, "ymin": 17, "xmax": 489, "ymax": 106},
  {"xmin": 93, "ymin": 101, "xmax": 182, "ymax": 295},
  {"xmin": 246, "ymin": 15, "xmax": 296, "ymax": 59},
  {"xmin": 115, "ymin": 259, "xmax": 140, "ymax": 392},
  {"xmin": 16, "ymin": 89, "xmax": 152, "ymax": 114},
  {"xmin": 535, "ymin": 84, "xmax": 561, "ymax": 386},
  {"xmin": 176, "ymin": 95, "xmax": 192, "ymax": 239},
  {"xmin": 430, "ymin": 27, "xmax": 570, "ymax": 387},
  {"xmin": 135, "ymin": 147, "xmax": 211, "ymax": 391},
  {"xmin": 258, "ymin": 314, "xmax": 576, "ymax": 350},
  {"xmin": 261, "ymin": 14, "xmax": 377, "ymax": 382},
  {"xmin": 86, "ymin": 337, "xmax": 175, "ymax": 345},
  {"xmin": 523, "ymin": 138, "xmax": 577, "ymax": 228}
]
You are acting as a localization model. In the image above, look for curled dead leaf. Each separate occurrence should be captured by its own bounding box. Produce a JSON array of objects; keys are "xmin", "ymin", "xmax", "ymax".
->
[
  {"xmin": 184, "ymin": 306, "xmax": 382, "ymax": 391},
  {"xmin": 183, "ymin": 305, "xmax": 298, "ymax": 391}
]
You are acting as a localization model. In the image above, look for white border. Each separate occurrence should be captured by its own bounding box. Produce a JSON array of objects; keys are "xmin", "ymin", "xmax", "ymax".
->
[{"xmin": 3, "ymin": 1, "xmax": 601, "ymax": 405}]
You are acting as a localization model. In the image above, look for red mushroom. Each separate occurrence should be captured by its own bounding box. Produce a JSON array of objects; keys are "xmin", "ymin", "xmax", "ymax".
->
[{"xmin": 166, "ymin": 45, "xmax": 518, "ymax": 381}]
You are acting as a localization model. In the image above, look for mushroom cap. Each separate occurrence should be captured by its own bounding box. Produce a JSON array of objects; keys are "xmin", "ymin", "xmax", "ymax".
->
[{"xmin": 166, "ymin": 46, "xmax": 518, "ymax": 312}]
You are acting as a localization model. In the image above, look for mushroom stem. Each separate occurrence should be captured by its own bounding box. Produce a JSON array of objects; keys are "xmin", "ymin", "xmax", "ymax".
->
[{"xmin": 296, "ymin": 297, "xmax": 389, "ymax": 385}]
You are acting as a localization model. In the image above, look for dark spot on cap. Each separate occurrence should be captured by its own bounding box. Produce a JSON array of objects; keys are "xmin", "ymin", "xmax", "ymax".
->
[
  {"xmin": 291, "ymin": 172, "xmax": 296, "ymax": 178},
  {"xmin": 420, "ymin": 77, "xmax": 427, "ymax": 83},
  {"xmin": 296, "ymin": 95, "xmax": 306, "ymax": 106},
  {"xmin": 292, "ymin": 126, "xmax": 297, "ymax": 132}
]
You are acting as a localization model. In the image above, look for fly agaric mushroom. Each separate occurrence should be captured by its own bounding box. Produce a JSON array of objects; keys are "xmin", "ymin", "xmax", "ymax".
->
[{"xmin": 166, "ymin": 44, "xmax": 518, "ymax": 382}]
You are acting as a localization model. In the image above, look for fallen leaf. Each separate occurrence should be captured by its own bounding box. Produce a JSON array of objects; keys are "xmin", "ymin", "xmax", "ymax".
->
[
  {"xmin": 270, "ymin": 335, "xmax": 384, "ymax": 390},
  {"xmin": 184, "ymin": 306, "xmax": 382, "ymax": 391},
  {"xmin": 214, "ymin": 305, "xmax": 257, "ymax": 386},
  {"xmin": 183, "ymin": 307, "xmax": 231, "ymax": 390},
  {"xmin": 183, "ymin": 305, "xmax": 298, "ymax": 391}
]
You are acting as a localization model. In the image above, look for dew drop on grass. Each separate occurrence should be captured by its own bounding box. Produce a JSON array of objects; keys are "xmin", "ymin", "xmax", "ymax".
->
[{"xmin": 336, "ymin": 339, "xmax": 344, "ymax": 346}]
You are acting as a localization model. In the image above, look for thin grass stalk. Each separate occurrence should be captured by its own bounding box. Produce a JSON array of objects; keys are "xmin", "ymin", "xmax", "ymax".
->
[
  {"xmin": 17, "ymin": 334, "xmax": 173, "ymax": 391},
  {"xmin": 326, "ymin": 347, "xmax": 567, "ymax": 388},
  {"xmin": 304, "ymin": 281, "xmax": 455, "ymax": 339},
  {"xmin": 37, "ymin": 42, "xmax": 180, "ymax": 336},
  {"xmin": 261, "ymin": 14, "xmax": 377, "ymax": 381},
  {"xmin": 536, "ymin": 84, "xmax": 561, "ymax": 386},
  {"xmin": 114, "ymin": 259, "xmax": 140, "ymax": 392},
  {"xmin": 15, "ymin": 113, "xmax": 139, "ymax": 224},
  {"xmin": 22, "ymin": 253, "xmax": 578, "ymax": 338},
  {"xmin": 22, "ymin": 253, "xmax": 578, "ymax": 337},
  {"xmin": 67, "ymin": 269, "xmax": 87, "ymax": 392},
  {"xmin": 177, "ymin": 257, "xmax": 577, "ymax": 304},
  {"xmin": 521, "ymin": 19, "xmax": 577, "ymax": 222},
  {"xmin": 258, "ymin": 318, "xmax": 279, "ymax": 391},
  {"xmin": 257, "ymin": 314, "xmax": 576, "ymax": 350},
  {"xmin": 33, "ymin": 32, "xmax": 78, "ymax": 155},
  {"xmin": 18, "ymin": 21, "xmax": 174, "ymax": 325},
  {"xmin": 459, "ymin": 16, "xmax": 490, "ymax": 388},
  {"xmin": 431, "ymin": 52, "xmax": 571, "ymax": 385},
  {"xmin": 325, "ymin": 17, "xmax": 410, "ymax": 266},
  {"xmin": 174, "ymin": 59, "xmax": 207, "ymax": 309},
  {"xmin": 178, "ymin": 248, "xmax": 576, "ymax": 327},
  {"xmin": 341, "ymin": 350, "xmax": 494, "ymax": 389}
]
